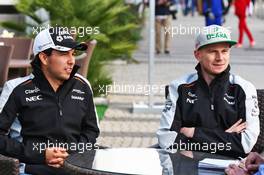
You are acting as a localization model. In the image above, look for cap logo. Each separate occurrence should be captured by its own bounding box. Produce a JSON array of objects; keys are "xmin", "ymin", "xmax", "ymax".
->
[
  {"xmin": 56, "ymin": 36, "xmax": 63, "ymax": 42},
  {"xmin": 206, "ymin": 32, "xmax": 228, "ymax": 40}
]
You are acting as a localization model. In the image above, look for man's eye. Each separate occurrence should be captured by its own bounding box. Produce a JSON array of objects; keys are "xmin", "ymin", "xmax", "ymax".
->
[
  {"xmin": 72, "ymin": 52, "xmax": 77, "ymax": 56},
  {"xmin": 58, "ymin": 51, "xmax": 68, "ymax": 55}
]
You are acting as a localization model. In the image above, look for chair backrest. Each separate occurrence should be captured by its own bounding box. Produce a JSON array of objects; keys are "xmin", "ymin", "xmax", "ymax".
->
[
  {"xmin": 0, "ymin": 45, "xmax": 14, "ymax": 87},
  {"xmin": 0, "ymin": 37, "xmax": 33, "ymax": 60},
  {"xmin": 0, "ymin": 154, "xmax": 19, "ymax": 175},
  {"xmin": 253, "ymin": 89, "xmax": 264, "ymax": 153},
  {"xmin": 165, "ymin": 85, "xmax": 169, "ymax": 99},
  {"xmin": 75, "ymin": 40, "xmax": 97, "ymax": 77}
]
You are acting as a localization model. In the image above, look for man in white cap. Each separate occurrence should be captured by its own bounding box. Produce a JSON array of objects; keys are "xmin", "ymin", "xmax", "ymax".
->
[
  {"xmin": 0, "ymin": 27, "xmax": 100, "ymax": 175},
  {"xmin": 157, "ymin": 25, "xmax": 259, "ymax": 157}
]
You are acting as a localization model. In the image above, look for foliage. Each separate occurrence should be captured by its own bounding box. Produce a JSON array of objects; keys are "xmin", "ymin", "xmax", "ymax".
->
[
  {"xmin": 0, "ymin": 0, "xmax": 142, "ymax": 96},
  {"xmin": 96, "ymin": 104, "xmax": 108, "ymax": 121}
]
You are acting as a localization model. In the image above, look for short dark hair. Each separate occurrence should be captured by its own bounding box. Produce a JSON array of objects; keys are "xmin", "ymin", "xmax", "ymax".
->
[{"xmin": 34, "ymin": 48, "xmax": 53, "ymax": 60}]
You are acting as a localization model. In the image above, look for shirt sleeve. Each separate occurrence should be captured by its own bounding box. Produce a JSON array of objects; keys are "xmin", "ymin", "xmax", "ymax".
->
[
  {"xmin": 0, "ymin": 84, "xmax": 45, "ymax": 164},
  {"xmin": 79, "ymin": 90, "xmax": 100, "ymax": 146},
  {"xmin": 192, "ymin": 84, "xmax": 260, "ymax": 156},
  {"xmin": 157, "ymin": 82, "xmax": 183, "ymax": 149}
]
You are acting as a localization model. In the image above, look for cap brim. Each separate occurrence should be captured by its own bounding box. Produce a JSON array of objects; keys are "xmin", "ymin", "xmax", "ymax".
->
[
  {"xmin": 197, "ymin": 40, "xmax": 237, "ymax": 50},
  {"xmin": 52, "ymin": 41, "xmax": 87, "ymax": 52},
  {"xmin": 75, "ymin": 42, "xmax": 87, "ymax": 51}
]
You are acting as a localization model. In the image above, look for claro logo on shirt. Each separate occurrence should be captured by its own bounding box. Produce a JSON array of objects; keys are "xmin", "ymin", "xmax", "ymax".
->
[
  {"xmin": 25, "ymin": 95, "xmax": 43, "ymax": 102},
  {"xmin": 25, "ymin": 87, "xmax": 40, "ymax": 94}
]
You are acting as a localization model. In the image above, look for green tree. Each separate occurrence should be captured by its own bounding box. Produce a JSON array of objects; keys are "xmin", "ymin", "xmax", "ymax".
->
[{"xmin": 1, "ymin": 0, "xmax": 142, "ymax": 96}]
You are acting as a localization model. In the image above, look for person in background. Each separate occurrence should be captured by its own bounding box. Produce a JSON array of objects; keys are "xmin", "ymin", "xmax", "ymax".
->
[
  {"xmin": 234, "ymin": 0, "xmax": 255, "ymax": 48},
  {"xmin": 202, "ymin": 0, "xmax": 223, "ymax": 26},
  {"xmin": 155, "ymin": 0, "xmax": 174, "ymax": 54}
]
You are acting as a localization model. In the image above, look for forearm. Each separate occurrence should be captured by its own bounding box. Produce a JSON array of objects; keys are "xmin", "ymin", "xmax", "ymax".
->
[
  {"xmin": 79, "ymin": 129, "xmax": 99, "ymax": 144},
  {"xmin": 192, "ymin": 127, "xmax": 245, "ymax": 156},
  {"xmin": 0, "ymin": 135, "xmax": 45, "ymax": 164}
]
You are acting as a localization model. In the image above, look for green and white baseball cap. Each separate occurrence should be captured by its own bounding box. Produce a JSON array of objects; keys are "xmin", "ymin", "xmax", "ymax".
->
[{"xmin": 195, "ymin": 25, "xmax": 237, "ymax": 50}]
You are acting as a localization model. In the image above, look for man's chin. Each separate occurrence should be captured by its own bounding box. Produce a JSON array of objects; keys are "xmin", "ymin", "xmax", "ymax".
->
[
  {"xmin": 58, "ymin": 75, "xmax": 70, "ymax": 82},
  {"xmin": 212, "ymin": 71, "xmax": 224, "ymax": 75},
  {"xmin": 210, "ymin": 68, "xmax": 226, "ymax": 75}
]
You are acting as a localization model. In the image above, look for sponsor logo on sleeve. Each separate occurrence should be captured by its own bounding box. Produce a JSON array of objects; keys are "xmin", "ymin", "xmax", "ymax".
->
[
  {"xmin": 71, "ymin": 95, "xmax": 84, "ymax": 101},
  {"xmin": 163, "ymin": 100, "xmax": 172, "ymax": 113},
  {"xmin": 251, "ymin": 95, "xmax": 259, "ymax": 117}
]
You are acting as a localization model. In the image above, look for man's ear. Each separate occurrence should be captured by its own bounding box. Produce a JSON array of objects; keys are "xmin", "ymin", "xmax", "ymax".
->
[
  {"xmin": 194, "ymin": 50, "xmax": 201, "ymax": 62},
  {"xmin": 38, "ymin": 52, "xmax": 49, "ymax": 66}
]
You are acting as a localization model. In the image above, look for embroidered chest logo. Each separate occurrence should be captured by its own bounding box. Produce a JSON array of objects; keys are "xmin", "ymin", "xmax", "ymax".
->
[
  {"xmin": 25, "ymin": 95, "xmax": 43, "ymax": 102},
  {"xmin": 186, "ymin": 92, "xmax": 198, "ymax": 104},
  {"xmin": 71, "ymin": 95, "xmax": 84, "ymax": 101},
  {"xmin": 223, "ymin": 93, "xmax": 235, "ymax": 105},
  {"xmin": 72, "ymin": 89, "xmax": 85, "ymax": 94},
  {"xmin": 24, "ymin": 87, "xmax": 40, "ymax": 94}
]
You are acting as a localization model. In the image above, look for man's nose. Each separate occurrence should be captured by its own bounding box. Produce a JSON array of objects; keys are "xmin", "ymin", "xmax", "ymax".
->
[
  {"xmin": 215, "ymin": 52, "xmax": 223, "ymax": 60},
  {"xmin": 68, "ymin": 54, "xmax": 75, "ymax": 65}
]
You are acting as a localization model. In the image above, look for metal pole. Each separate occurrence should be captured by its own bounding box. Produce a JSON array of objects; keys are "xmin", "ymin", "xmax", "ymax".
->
[{"xmin": 148, "ymin": 0, "xmax": 155, "ymax": 109}]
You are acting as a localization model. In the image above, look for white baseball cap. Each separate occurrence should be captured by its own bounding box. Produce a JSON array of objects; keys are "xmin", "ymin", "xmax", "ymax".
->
[
  {"xmin": 33, "ymin": 27, "xmax": 87, "ymax": 56},
  {"xmin": 195, "ymin": 25, "xmax": 237, "ymax": 50}
]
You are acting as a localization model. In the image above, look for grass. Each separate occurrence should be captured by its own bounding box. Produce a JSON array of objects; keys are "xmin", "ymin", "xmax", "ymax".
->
[{"xmin": 96, "ymin": 104, "xmax": 108, "ymax": 121}]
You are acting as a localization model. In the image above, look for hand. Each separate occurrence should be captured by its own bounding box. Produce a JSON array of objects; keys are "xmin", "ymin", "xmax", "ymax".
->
[
  {"xmin": 180, "ymin": 127, "xmax": 195, "ymax": 138},
  {"xmin": 225, "ymin": 164, "xmax": 249, "ymax": 175},
  {"xmin": 245, "ymin": 152, "xmax": 264, "ymax": 173},
  {"xmin": 45, "ymin": 147, "xmax": 69, "ymax": 168},
  {"xmin": 225, "ymin": 119, "xmax": 246, "ymax": 133}
]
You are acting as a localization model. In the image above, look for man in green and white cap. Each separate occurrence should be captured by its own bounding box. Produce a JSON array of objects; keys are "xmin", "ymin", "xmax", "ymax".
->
[{"xmin": 157, "ymin": 25, "xmax": 260, "ymax": 157}]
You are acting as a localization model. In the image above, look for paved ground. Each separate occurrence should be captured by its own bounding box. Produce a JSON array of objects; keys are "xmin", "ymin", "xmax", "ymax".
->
[
  {"xmin": 97, "ymin": 108, "xmax": 159, "ymax": 148},
  {"xmin": 97, "ymin": 8, "xmax": 264, "ymax": 148}
]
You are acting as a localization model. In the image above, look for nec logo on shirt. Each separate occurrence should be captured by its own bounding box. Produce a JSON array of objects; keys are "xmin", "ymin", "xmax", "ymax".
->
[
  {"xmin": 25, "ymin": 95, "xmax": 43, "ymax": 102},
  {"xmin": 186, "ymin": 92, "xmax": 198, "ymax": 104},
  {"xmin": 186, "ymin": 98, "xmax": 197, "ymax": 104}
]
